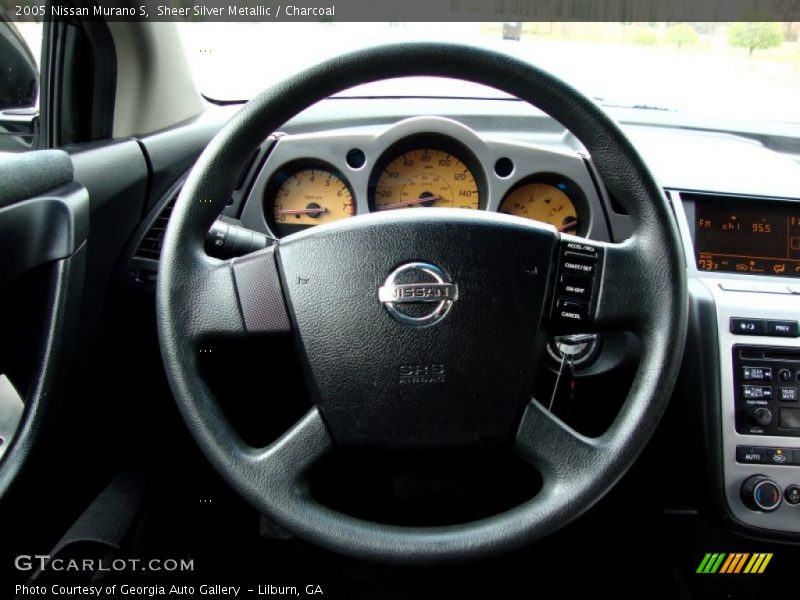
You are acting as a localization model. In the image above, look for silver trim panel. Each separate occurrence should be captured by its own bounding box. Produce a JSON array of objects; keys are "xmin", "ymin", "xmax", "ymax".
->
[
  {"xmin": 671, "ymin": 190, "xmax": 800, "ymax": 535},
  {"xmin": 240, "ymin": 116, "xmax": 606, "ymax": 240}
]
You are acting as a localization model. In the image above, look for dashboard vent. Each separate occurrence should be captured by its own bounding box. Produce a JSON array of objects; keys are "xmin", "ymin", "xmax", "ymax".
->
[{"xmin": 134, "ymin": 193, "xmax": 178, "ymax": 260}]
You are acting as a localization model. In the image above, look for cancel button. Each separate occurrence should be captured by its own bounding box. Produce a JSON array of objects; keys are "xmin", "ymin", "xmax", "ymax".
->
[{"xmin": 556, "ymin": 298, "xmax": 589, "ymax": 322}]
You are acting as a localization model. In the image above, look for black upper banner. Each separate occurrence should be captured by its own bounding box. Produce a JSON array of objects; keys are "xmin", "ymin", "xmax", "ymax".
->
[{"xmin": 2, "ymin": 0, "xmax": 800, "ymax": 23}]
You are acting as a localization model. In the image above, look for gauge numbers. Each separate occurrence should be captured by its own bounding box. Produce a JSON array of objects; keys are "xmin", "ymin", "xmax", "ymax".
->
[
  {"xmin": 499, "ymin": 181, "xmax": 579, "ymax": 233},
  {"xmin": 269, "ymin": 166, "xmax": 354, "ymax": 237},
  {"xmin": 372, "ymin": 148, "xmax": 480, "ymax": 211}
]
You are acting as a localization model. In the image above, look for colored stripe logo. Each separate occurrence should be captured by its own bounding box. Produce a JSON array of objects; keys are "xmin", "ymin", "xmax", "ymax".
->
[{"xmin": 696, "ymin": 553, "xmax": 772, "ymax": 574}]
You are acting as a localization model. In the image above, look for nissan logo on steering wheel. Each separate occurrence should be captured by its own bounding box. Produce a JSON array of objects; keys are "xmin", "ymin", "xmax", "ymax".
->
[{"xmin": 377, "ymin": 262, "xmax": 459, "ymax": 327}]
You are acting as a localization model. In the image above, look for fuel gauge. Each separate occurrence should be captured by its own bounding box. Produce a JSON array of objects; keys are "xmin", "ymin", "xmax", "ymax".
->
[{"xmin": 499, "ymin": 175, "xmax": 585, "ymax": 235}]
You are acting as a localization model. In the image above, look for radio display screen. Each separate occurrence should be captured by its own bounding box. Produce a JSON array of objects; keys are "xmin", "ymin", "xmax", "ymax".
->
[{"xmin": 694, "ymin": 197, "xmax": 800, "ymax": 277}]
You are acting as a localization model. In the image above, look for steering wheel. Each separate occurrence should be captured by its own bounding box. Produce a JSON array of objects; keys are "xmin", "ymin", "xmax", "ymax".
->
[{"xmin": 157, "ymin": 43, "xmax": 687, "ymax": 564}]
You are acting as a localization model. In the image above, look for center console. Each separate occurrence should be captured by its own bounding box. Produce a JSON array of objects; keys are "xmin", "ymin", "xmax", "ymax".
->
[{"xmin": 674, "ymin": 190, "xmax": 800, "ymax": 535}]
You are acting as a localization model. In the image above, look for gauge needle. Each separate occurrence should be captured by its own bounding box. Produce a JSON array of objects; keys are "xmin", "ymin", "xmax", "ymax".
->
[
  {"xmin": 377, "ymin": 196, "xmax": 441, "ymax": 211},
  {"xmin": 557, "ymin": 221, "xmax": 579, "ymax": 232},
  {"xmin": 276, "ymin": 207, "xmax": 328, "ymax": 215}
]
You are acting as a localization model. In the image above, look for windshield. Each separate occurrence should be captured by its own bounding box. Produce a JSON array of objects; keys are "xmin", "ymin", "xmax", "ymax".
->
[{"xmin": 177, "ymin": 21, "xmax": 800, "ymax": 124}]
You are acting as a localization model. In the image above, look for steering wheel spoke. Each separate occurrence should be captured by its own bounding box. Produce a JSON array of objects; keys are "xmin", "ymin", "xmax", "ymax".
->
[
  {"xmin": 171, "ymin": 246, "xmax": 291, "ymax": 345},
  {"xmin": 248, "ymin": 408, "xmax": 333, "ymax": 489},
  {"xmin": 515, "ymin": 398, "xmax": 603, "ymax": 483},
  {"xmin": 592, "ymin": 240, "xmax": 653, "ymax": 332}
]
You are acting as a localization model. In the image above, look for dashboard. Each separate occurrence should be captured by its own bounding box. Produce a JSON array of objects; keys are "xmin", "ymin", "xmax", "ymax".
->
[{"xmin": 238, "ymin": 116, "xmax": 600, "ymax": 240}]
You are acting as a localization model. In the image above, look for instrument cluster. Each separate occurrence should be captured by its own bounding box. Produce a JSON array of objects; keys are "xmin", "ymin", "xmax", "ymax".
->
[{"xmin": 246, "ymin": 117, "xmax": 597, "ymax": 240}]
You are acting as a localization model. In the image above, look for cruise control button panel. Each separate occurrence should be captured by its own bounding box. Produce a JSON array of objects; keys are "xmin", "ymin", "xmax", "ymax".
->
[{"xmin": 551, "ymin": 240, "xmax": 601, "ymax": 330}]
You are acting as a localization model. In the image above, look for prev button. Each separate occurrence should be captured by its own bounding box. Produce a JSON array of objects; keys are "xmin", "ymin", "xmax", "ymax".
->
[{"xmin": 766, "ymin": 320, "xmax": 800, "ymax": 337}]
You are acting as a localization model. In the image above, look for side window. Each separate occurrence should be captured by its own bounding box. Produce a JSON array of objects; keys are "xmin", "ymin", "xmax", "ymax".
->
[{"xmin": 0, "ymin": 9, "xmax": 42, "ymax": 154}]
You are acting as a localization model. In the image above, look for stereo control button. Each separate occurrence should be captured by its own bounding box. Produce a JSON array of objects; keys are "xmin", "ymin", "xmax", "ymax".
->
[
  {"xmin": 767, "ymin": 320, "xmax": 800, "ymax": 337},
  {"xmin": 780, "ymin": 387, "xmax": 797, "ymax": 402},
  {"xmin": 743, "ymin": 366, "xmax": 772, "ymax": 381},
  {"xmin": 731, "ymin": 318, "xmax": 767, "ymax": 335},
  {"xmin": 750, "ymin": 407, "xmax": 773, "ymax": 427},
  {"xmin": 743, "ymin": 385, "xmax": 772, "ymax": 400}
]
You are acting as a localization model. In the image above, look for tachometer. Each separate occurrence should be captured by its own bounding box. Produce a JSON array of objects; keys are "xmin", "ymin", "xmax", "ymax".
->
[
  {"xmin": 371, "ymin": 147, "xmax": 481, "ymax": 211},
  {"xmin": 266, "ymin": 163, "xmax": 354, "ymax": 237},
  {"xmin": 499, "ymin": 176, "xmax": 583, "ymax": 234}
]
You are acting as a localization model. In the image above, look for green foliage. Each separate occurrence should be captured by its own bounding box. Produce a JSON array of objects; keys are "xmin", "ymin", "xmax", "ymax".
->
[
  {"xmin": 728, "ymin": 22, "xmax": 783, "ymax": 56},
  {"xmin": 665, "ymin": 24, "xmax": 698, "ymax": 49},
  {"xmin": 630, "ymin": 26, "xmax": 658, "ymax": 46}
]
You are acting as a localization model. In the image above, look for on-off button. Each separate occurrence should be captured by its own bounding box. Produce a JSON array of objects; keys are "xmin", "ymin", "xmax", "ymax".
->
[{"xmin": 558, "ymin": 274, "xmax": 592, "ymax": 300}]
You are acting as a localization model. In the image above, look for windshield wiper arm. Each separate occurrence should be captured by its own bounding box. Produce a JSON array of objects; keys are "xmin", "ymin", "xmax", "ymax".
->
[{"xmin": 593, "ymin": 96, "xmax": 675, "ymax": 112}]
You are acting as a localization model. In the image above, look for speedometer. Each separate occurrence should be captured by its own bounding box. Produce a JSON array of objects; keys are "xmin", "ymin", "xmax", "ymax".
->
[{"xmin": 370, "ymin": 145, "xmax": 482, "ymax": 212}]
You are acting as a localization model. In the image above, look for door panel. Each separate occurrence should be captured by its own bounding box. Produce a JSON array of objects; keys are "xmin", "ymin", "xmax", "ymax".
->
[{"xmin": 0, "ymin": 150, "xmax": 88, "ymax": 498}]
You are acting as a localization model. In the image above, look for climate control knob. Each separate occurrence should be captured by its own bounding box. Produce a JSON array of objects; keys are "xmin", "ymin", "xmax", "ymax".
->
[{"xmin": 741, "ymin": 475, "xmax": 782, "ymax": 512}]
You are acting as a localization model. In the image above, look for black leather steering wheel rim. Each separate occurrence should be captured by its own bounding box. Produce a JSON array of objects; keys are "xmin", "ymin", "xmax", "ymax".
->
[{"xmin": 157, "ymin": 42, "xmax": 688, "ymax": 564}]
